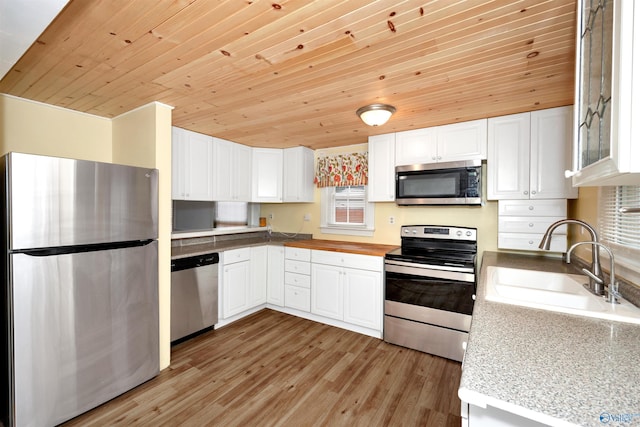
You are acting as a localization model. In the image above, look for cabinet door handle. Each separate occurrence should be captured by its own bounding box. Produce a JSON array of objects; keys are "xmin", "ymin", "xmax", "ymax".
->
[
  {"xmin": 523, "ymin": 190, "xmax": 529, "ymax": 195},
  {"xmin": 529, "ymin": 223, "xmax": 534, "ymax": 227},
  {"xmin": 531, "ymin": 190, "xmax": 537, "ymax": 195}
]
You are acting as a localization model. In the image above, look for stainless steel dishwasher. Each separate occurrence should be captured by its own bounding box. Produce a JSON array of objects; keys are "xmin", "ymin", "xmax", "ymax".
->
[{"xmin": 170, "ymin": 253, "xmax": 219, "ymax": 343}]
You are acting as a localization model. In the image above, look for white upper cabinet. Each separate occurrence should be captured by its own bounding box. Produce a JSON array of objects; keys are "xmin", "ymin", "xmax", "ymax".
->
[
  {"xmin": 395, "ymin": 119, "xmax": 487, "ymax": 166},
  {"xmin": 571, "ymin": 0, "xmax": 640, "ymax": 186},
  {"xmin": 252, "ymin": 148, "xmax": 283, "ymax": 202},
  {"xmin": 395, "ymin": 128, "xmax": 437, "ymax": 165},
  {"xmin": 283, "ymin": 146, "xmax": 314, "ymax": 202},
  {"xmin": 530, "ymin": 107, "xmax": 577, "ymax": 199},
  {"xmin": 367, "ymin": 133, "xmax": 396, "ymax": 202},
  {"xmin": 171, "ymin": 127, "xmax": 214, "ymax": 201},
  {"xmin": 487, "ymin": 107, "xmax": 577, "ymax": 200},
  {"xmin": 487, "ymin": 112, "xmax": 530, "ymax": 200},
  {"xmin": 211, "ymin": 137, "xmax": 252, "ymax": 202},
  {"xmin": 173, "ymin": 126, "xmax": 315, "ymax": 204},
  {"xmin": 233, "ymin": 143, "xmax": 253, "ymax": 201},
  {"xmin": 436, "ymin": 119, "xmax": 488, "ymax": 162},
  {"xmin": 211, "ymin": 137, "xmax": 233, "ymax": 201}
]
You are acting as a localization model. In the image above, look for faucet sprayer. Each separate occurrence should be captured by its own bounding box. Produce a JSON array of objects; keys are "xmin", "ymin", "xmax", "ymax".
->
[{"xmin": 566, "ymin": 241, "xmax": 619, "ymax": 304}]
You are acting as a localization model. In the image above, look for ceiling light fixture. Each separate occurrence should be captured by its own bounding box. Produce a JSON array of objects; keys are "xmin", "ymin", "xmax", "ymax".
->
[{"xmin": 356, "ymin": 103, "xmax": 396, "ymax": 126}]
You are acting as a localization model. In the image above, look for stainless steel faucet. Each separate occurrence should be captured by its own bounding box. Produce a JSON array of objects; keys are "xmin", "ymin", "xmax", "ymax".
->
[
  {"xmin": 538, "ymin": 219, "xmax": 604, "ymax": 295},
  {"xmin": 566, "ymin": 241, "xmax": 619, "ymax": 304}
]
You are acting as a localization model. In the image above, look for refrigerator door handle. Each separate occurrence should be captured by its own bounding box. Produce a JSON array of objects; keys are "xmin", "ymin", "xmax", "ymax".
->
[{"xmin": 13, "ymin": 239, "xmax": 155, "ymax": 257}]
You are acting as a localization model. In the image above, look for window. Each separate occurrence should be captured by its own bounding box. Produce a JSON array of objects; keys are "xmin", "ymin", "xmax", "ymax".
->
[
  {"xmin": 172, "ymin": 200, "xmax": 257, "ymax": 231},
  {"xmin": 332, "ymin": 186, "xmax": 365, "ymax": 224},
  {"xmin": 321, "ymin": 185, "xmax": 374, "ymax": 236},
  {"xmin": 215, "ymin": 201, "xmax": 249, "ymax": 228},
  {"xmin": 598, "ymin": 186, "xmax": 640, "ymax": 270}
]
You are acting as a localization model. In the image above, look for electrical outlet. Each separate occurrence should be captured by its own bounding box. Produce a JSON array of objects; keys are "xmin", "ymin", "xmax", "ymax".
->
[
  {"xmin": 268, "ymin": 213, "xmax": 274, "ymax": 220},
  {"xmin": 389, "ymin": 216, "xmax": 395, "ymax": 224},
  {"xmin": 303, "ymin": 213, "xmax": 311, "ymax": 221}
]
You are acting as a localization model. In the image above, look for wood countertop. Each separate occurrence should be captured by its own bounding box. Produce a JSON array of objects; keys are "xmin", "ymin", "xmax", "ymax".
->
[{"xmin": 283, "ymin": 239, "xmax": 398, "ymax": 257}]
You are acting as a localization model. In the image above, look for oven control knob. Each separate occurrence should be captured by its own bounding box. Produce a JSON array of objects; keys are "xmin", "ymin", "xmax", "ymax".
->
[
  {"xmin": 456, "ymin": 231, "xmax": 462, "ymax": 236},
  {"xmin": 466, "ymin": 231, "xmax": 472, "ymax": 236},
  {"xmin": 412, "ymin": 229, "xmax": 417, "ymax": 234}
]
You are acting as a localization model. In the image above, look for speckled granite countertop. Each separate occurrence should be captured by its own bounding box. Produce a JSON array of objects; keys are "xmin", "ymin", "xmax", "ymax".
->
[
  {"xmin": 459, "ymin": 252, "xmax": 640, "ymax": 427},
  {"xmin": 171, "ymin": 231, "xmax": 312, "ymax": 259}
]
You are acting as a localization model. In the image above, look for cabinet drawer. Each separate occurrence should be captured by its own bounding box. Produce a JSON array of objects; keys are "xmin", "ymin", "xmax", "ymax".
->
[
  {"xmin": 285, "ymin": 247, "xmax": 311, "ymax": 262},
  {"xmin": 285, "ymin": 259, "xmax": 311, "ymax": 275},
  {"xmin": 285, "ymin": 271, "xmax": 310, "ymax": 289},
  {"xmin": 223, "ymin": 247, "xmax": 251, "ymax": 264},
  {"xmin": 498, "ymin": 233, "xmax": 567, "ymax": 252},
  {"xmin": 498, "ymin": 216, "xmax": 567, "ymax": 234},
  {"xmin": 284, "ymin": 285, "xmax": 310, "ymax": 312},
  {"xmin": 498, "ymin": 200, "xmax": 567, "ymax": 217},
  {"xmin": 311, "ymin": 250, "xmax": 382, "ymax": 272}
]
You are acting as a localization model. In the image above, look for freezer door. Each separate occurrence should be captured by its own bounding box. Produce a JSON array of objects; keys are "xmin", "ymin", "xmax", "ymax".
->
[
  {"xmin": 7, "ymin": 153, "xmax": 158, "ymax": 250},
  {"xmin": 9, "ymin": 242, "xmax": 159, "ymax": 427}
]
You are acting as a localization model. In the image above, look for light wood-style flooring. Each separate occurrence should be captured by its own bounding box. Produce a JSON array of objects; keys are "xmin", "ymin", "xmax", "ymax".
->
[{"xmin": 62, "ymin": 309, "xmax": 462, "ymax": 426}]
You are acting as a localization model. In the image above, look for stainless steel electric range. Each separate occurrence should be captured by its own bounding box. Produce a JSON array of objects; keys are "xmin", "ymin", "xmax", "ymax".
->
[{"xmin": 384, "ymin": 225, "xmax": 477, "ymax": 362}]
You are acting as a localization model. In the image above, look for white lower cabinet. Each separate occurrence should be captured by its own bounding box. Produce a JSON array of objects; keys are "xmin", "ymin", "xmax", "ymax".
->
[
  {"xmin": 284, "ymin": 284, "xmax": 311, "ymax": 312},
  {"xmin": 221, "ymin": 248, "xmax": 251, "ymax": 319},
  {"xmin": 250, "ymin": 246, "xmax": 267, "ymax": 307},
  {"xmin": 220, "ymin": 244, "xmax": 383, "ymax": 337},
  {"xmin": 266, "ymin": 245, "xmax": 285, "ymax": 306},
  {"xmin": 310, "ymin": 250, "xmax": 382, "ymax": 332},
  {"xmin": 343, "ymin": 268, "xmax": 382, "ymax": 330},
  {"xmin": 466, "ymin": 403, "xmax": 547, "ymax": 427},
  {"xmin": 221, "ymin": 246, "xmax": 269, "ymax": 322},
  {"xmin": 311, "ymin": 263, "xmax": 343, "ymax": 320},
  {"xmin": 284, "ymin": 247, "xmax": 311, "ymax": 312}
]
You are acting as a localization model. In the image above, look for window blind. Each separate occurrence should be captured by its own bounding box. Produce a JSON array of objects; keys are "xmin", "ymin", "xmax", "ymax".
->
[
  {"xmin": 332, "ymin": 186, "xmax": 366, "ymax": 225},
  {"xmin": 215, "ymin": 201, "xmax": 248, "ymax": 227},
  {"xmin": 599, "ymin": 186, "xmax": 640, "ymax": 250}
]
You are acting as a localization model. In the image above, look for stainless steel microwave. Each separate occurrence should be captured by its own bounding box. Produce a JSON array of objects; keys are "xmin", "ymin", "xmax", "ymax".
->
[{"xmin": 395, "ymin": 159, "xmax": 482, "ymax": 205}]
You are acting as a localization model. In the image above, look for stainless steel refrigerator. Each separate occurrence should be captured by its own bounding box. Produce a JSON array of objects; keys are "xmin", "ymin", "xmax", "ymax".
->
[{"xmin": 0, "ymin": 152, "xmax": 160, "ymax": 427}]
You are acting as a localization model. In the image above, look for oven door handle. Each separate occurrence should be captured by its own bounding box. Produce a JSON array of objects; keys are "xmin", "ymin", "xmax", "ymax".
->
[{"xmin": 385, "ymin": 262, "xmax": 475, "ymax": 283}]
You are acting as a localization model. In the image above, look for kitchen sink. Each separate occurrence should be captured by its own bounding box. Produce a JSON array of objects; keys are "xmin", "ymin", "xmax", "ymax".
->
[{"xmin": 484, "ymin": 266, "xmax": 640, "ymax": 324}]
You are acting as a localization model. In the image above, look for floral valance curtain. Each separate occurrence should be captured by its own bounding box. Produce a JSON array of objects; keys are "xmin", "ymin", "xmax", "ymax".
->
[{"xmin": 314, "ymin": 152, "xmax": 368, "ymax": 188}]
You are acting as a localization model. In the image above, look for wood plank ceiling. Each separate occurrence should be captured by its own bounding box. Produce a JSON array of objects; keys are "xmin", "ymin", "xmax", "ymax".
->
[{"xmin": 0, "ymin": 0, "xmax": 577, "ymax": 150}]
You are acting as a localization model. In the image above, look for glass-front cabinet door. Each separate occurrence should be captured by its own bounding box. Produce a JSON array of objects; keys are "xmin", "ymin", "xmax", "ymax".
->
[{"xmin": 572, "ymin": 0, "xmax": 640, "ymax": 186}]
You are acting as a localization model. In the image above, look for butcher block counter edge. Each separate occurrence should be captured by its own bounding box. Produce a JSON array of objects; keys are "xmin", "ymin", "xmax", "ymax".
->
[{"xmin": 283, "ymin": 239, "xmax": 398, "ymax": 257}]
